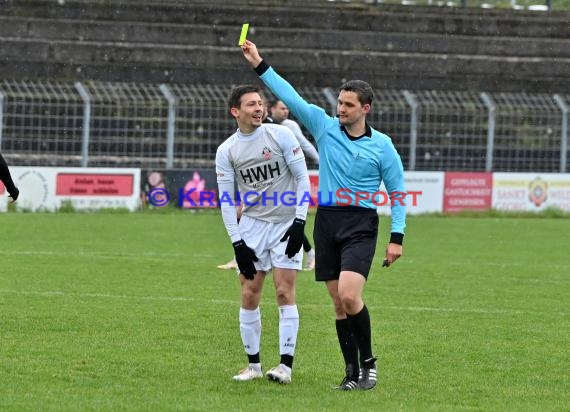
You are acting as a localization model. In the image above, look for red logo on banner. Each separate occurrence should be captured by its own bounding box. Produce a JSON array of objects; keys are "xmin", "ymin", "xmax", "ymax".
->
[
  {"xmin": 443, "ymin": 172, "xmax": 492, "ymax": 213},
  {"xmin": 56, "ymin": 174, "xmax": 134, "ymax": 196}
]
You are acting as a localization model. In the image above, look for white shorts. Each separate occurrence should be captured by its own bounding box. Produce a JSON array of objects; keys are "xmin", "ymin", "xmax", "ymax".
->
[{"xmin": 239, "ymin": 214, "xmax": 303, "ymax": 272}]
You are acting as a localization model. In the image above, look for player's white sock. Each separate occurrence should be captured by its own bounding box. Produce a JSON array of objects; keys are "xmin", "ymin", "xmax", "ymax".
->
[
  {"xmin": 239, "ymin": 307, "xmax": 261, "ymax": 355},
  {"xmin": 279, "ymin": 304, "xmax": 299, "ymax": 356}
]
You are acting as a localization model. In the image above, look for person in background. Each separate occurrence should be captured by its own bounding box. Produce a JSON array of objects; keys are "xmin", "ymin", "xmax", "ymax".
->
[
  {"xmin": 0, "ymin": 153, "xmax": 19, "ymax": 203},
  {"xmin": 267, "ymin": 99, "xmax": 319, "ymax": 165}
]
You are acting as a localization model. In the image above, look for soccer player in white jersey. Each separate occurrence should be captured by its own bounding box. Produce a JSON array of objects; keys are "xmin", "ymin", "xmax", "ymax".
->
[
  {"xmin": 217, "ymin": 99, "xmax": 319, "ymax": 270},
  {"xmin": 216, "ymin": 85, "xmax": 311, "ymax": 384}
]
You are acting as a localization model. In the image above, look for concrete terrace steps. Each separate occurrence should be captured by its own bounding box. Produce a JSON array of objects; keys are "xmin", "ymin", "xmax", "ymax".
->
[
  {"xmin": 2, "ymin": 1, "xmax": 569, "ymax": 38},
  {"xmin": 0, "ymin": 0, "xmax": 569, "ymax": 92},
  {"xmin": 2, "ymin": 16, "xmax": 570, "ymax": 59},
  {"xmin": 0, "ymin": 36, "xmax": 568, "ymax": 92},
  {"xmin": 1, "ymin": 35, "xmax": 568, "ymax": 78},
  {"xmin": 8, "ymin": 0, "xmax": 569, "ymax": 18}
]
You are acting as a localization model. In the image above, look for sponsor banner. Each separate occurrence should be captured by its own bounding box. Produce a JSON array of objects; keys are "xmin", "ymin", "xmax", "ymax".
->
[
  {"xmin": 141, "ymin": 169, "xmax": 318, "ymax": 209},
  {"xmin": 2, "ymin": 167, "xmax": 141, "ymax": 212},
  {"xmin": 7, "ymin": 167, "xmax": 569, "ymax": 214},
  {"xmin": 141, "ymin": 169, "xmax": 218, "ymax": 208},
  {"xmin": 141, "ymin": 169, "xmax": 438, "ymax": 212},
  {"xmin": 377, "ymin": 171, "xmax": 445, "ymax": 215},
  {"xmin": 443, "ymin": 172, "xmax": 492, "ymax": 213},
  {"xmin": 11, "ymin": 168, "xmax": 57, "ymax": 211},
  {"xmin": 56, "ymin": 173, "xmax": 134, "ymax": 196},
  {"xmin": 493, "ymin": 173, "xmax": 570, "ymax": 211},
  {"xmin": 308, "ymin": 171, "xmax": 443, "ymax": 214}
]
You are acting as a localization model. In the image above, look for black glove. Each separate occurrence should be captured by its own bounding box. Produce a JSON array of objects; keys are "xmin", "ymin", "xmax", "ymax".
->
[
  {"xmin": 232, "ymin": 240, "xmax": 258, "ymax": 280},
  {"xmin": 8, "ymin": 186, "xmax": 19, "ymax": 202},
  {"xmin": 280, "ymin": 218, "xmax": 306, "ymax": 258}
]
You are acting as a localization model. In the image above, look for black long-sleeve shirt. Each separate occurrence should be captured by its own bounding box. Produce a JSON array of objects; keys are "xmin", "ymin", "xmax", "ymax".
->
[{"xmin": 0, "ymin": 153, "xmax": 18, "ymax": 198}]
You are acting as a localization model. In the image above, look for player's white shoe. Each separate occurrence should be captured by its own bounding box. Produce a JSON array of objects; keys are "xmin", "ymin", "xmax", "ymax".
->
[
  {"xmin": 232, "ymin": 366, "xmax": 263, "ymax": 381},
  {"xmin": 217, "ymin": 258, "xmax": 238, "ymax": 270},
  {"xmin": 303, "ymin": 249, "xmax": 315, "ymax": 271},
  {"xmin": 266, "ymin": 364, "xmax": 292, "ymax": 384}
]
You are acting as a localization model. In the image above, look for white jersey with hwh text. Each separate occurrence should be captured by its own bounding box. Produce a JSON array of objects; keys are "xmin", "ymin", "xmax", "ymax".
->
[{"xmin": 216, "ymin": 123, "xmax": 307, "ymax": 225}]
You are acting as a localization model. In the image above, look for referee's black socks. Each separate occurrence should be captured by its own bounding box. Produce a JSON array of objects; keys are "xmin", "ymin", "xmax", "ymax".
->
[
  {"xmin": 335, "ymin": 318, "xmax": 359, "ymax": 378},
  {"xmin": 347, "ymin": 305, "xmax": 373, "ymax": 367}
]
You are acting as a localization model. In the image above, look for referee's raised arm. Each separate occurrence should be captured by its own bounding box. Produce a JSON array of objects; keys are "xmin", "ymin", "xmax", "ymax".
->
[{"xmin": 240, "ymin": 41, "xmax": 328, "ymax": 141}]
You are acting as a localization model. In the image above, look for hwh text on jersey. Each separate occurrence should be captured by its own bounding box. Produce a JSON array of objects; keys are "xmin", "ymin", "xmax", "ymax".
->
[{"xmin": 239, "ymin": 161, "xmax": 281, "ymax": 184}]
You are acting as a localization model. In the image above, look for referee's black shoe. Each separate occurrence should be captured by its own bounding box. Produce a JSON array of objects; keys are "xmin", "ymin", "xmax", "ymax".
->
[
  {"xmin": 357, "ymin": 357, "xmax": 377, "ymax": 390},
  {"xmin": 334, "ymin": 364, "xmax": 358, "ymax": 391}
]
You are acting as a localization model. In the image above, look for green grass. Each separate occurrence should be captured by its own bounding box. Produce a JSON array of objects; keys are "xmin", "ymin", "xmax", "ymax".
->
[{"xmin": 1, "ymin": 212, "xmax": 569, "ymax": 411}]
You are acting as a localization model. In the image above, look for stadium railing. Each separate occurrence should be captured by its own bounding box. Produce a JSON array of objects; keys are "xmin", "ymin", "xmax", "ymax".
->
[{"xmin": 0, "ymin": 80, "xmax": 568, "ymax": 172}]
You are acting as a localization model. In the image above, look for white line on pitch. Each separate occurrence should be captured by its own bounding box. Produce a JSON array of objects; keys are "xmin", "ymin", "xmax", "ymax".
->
[
  {"xmin": 0, "ymin": 289, "xmax": 565, "ymax": 317},
  {"xmin": 0, "ymin": 250, "xmax": 216, "ymax": 259}
]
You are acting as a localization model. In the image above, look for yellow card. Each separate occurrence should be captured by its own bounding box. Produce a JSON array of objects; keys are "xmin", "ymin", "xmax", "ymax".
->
[{"xmin": 238, "ymin": 23, "xmax": 249, "ymax": 46}]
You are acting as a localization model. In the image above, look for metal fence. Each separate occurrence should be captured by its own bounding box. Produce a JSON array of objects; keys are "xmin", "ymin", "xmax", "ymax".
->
[{"xmin": 0, "ymin": 80, "xmax": 568, "ymax": 173}]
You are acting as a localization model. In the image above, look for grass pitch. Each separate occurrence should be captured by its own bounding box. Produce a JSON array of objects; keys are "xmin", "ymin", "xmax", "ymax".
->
[{"xmin": 1, "ymin": 211, "xmax": 568, "ymax": 411}]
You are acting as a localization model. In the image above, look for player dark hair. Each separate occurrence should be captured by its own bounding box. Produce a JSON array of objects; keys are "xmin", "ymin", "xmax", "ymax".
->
[
  {"xmin": 339, "ymin": 80, "xmax": 374, "ymax": 106},
  {"xmin": 228, "ymin": 85, "xmax": 262, "ymax": 111}
]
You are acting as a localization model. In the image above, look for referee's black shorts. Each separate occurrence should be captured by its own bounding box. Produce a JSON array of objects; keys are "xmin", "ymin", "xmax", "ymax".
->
[{"xmin": 314, "ymin": 205, "xmax": 379, "ymax": 282}]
